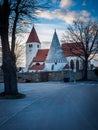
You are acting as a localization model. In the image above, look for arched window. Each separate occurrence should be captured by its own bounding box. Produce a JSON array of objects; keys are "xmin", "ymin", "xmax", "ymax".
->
[
  {"xmin": 76, "ymin": 60, "xmax": 79, "ymax": 71},
  {"xmin": 70, "ymin": 60, "xmax": 74, "ymax": 70},
  {"xmin": 51, "ymin": 64, "xmax": 54, "ymax": 70}
]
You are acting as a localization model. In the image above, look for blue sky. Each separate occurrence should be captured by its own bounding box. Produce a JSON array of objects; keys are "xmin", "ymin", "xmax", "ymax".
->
[{"xmin": 27, "ymin": 0, "xmax": 98, "ymax": 48}]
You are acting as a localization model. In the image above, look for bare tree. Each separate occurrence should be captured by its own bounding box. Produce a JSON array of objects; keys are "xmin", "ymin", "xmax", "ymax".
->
[
  {"xmin": 0, "ymin": 0, "xmax": 51, "ymax": 96},
  {"xmin": 15, "ymin": 38, "xmax": 25, "ymax": 68},
  {"xmin": 63, "ymin": 19, "xmax": 98, "ymax": 80}
]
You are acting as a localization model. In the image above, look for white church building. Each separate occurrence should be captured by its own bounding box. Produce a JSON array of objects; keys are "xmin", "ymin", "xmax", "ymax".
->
[{"xmin": 25, "ymin": 26, "xmax": 90, "ymax": 72}]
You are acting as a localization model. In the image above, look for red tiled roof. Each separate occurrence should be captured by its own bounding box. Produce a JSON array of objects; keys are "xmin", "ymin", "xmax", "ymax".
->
[
  {"xmin": 29, "ymin": 63, "xmax": 45, "ymax": 70},
  {"xmin": 62, "ymin": 43, "xmax": 84, "ymax": 56},
  {"xmin": 26, "ymin": 26, "xmax": 41, "ymax": 43},
  {"xmin": 33, "ymin": 49, "xmax": 49, "ymax": 62}
]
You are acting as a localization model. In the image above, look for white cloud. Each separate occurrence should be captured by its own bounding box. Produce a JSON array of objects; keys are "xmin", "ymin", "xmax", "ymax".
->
[
  {"xmin": 77, "ymin": 10, "xmax": 90, "ymax": 22},
  {"xmin": 36, "ymin": 9, "xmax": 90, "ymax": 24},
  {"xmin": 33, "ymin": 23, "xmax": 66, "ymax": 48},
  {"xmin": 60, "ymin": 0, "xmax": 74, "ymax": 8},
  {"xmin": 81, "ymin": 10, "xmax": 90, "ymax": 17},
  {"xmin": 37, "ymin": 10, "xmax": 53, "ymax": 20}
]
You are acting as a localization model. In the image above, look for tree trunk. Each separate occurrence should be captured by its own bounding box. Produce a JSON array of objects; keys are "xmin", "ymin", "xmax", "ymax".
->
[
  {"xmin": 1, "ymin": 28, "xmax": 18, "ymax": 95},
  {"xmin": 0, "ymin": 0, "xmax": 18, "ymax": 95},
  {"xmin": 83, "ymin": 59, "xmax": 88, "ymax": 81}
]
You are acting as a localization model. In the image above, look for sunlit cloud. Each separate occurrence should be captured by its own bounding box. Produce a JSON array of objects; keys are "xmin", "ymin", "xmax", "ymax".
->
[
  {"xmin": 36, "ymin": 9, "xmax": 90, "ymax": 24},
  {"xmin": 60, "ymin": 0, "xmax": 74, "ymax": 8},
  {"xmin": 78, "ymin": 10, "xmax": 90, "ymax": 22}
]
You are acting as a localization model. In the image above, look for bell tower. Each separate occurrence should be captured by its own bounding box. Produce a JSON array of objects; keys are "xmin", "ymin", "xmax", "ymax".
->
[{"xmin": 26, "ymin": 26, "xmax": 41, "ymax": 69}]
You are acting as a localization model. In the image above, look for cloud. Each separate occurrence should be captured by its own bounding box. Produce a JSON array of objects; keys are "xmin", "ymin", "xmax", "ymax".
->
[
  {"xmin": 36, "ymin": 9, "xmax": 90, "ymax": 24},
  {"xmin": 36, "ymin": 10, "xmax": 53, "ymax": 20},
  {"xmin": 36, "ymin": 23, "xmax": 64, "ymax": 40},
  {"xmin": 81, "ymin": 10, "xmax": 90, "ymax": 17},
  {"xmin": 52, "ymin": 0, "xmax": 57, "ymax": 3},
  {"xmin": 78, "ymin": 10, "xmax": 90, "ymax": 22},
  {"xmin": 60, "ymin": 0, "xmax": 74, "ymax": 8}
]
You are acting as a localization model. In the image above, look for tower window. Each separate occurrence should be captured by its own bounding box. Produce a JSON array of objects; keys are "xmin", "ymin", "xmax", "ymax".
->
[
  {"xmin": 29, "ymin": 44, "xmax": 32, "ymax": 48},
  {"xmin": 37, "ymin": 45, "xmax": 39, "ymax": 48}
]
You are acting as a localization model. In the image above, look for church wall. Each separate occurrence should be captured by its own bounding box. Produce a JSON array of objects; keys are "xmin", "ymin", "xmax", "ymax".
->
[
  {"xmin": 45, "ymin": 62, "xmax": 67, "ymax": 71},
  {"xmin": 66, "ymin": 56, "xmax": 83, "ymax": 71}
]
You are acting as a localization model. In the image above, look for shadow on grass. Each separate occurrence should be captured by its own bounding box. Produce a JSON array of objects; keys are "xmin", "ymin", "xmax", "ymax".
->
[{"xmin": 0, "ymin": 92, "xmax": 26, "ymax": 99}]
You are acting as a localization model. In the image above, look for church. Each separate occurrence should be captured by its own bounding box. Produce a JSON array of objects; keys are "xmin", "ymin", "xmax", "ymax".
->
[{"xmin": 25, "ymin": 26, "xmax": 89, "ymax": 72}]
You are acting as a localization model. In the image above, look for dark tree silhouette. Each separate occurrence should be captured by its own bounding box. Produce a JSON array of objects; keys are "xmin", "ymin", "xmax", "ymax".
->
[
  {"xmin": 0, "ymin": 0, "xmax": 51, "ymax": 95},
  {"xmin": 63, "ymin": 19, "xmax": 98, "ymax": 80}
]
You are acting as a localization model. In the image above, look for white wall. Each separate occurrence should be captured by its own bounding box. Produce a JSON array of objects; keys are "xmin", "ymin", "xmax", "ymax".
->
[{"xmin": 44, "ymin": 62, "xmax": 67, "ymax": 71}]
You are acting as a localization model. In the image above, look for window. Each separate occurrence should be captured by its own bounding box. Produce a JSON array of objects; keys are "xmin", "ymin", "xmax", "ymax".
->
[
  {"xmin": 36, "ymin": 63, "xmax": 40, "ymax": 65},
  {"xmin": 37, "ymin": 45, "xmax": 39, "ymax": 48},
  {"xmin": 29, "ymin": 44, "xmax": 32, "ymax": 48},
  {"xmin": 51, "ymin": 64, "xmax": 54, "ymax": 70},
  {"xmin": 76, "ymin": 60, "xmax": 79, "ymax": 71},
  {"xmin": 70, "ymin": 60, "xmax": 74, "ymax": 70},
  {"xmin": 55, "ymin": 62, "xmax": 57, "ymax": 65}
]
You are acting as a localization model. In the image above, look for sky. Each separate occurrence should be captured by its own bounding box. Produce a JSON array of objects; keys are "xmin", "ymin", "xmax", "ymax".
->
[{"xmin": 26, "ymin": 0, "xmax": 98, "ymax": 49}]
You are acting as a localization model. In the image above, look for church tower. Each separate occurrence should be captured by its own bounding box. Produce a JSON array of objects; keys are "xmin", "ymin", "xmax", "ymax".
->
[
  {"xmin": 26, "ymin": 26, "xmax": 41, "ymax": 69},
  {"xmin": 45, "ymin": 30, "xmax": 67, "ymax": 71}
]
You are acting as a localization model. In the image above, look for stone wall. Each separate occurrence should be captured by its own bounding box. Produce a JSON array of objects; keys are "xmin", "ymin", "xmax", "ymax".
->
[
  {"xmin": 0, "ymin": 70, "xmax": 97, "ymax": 83},
  {"xmin": 17, "ymin": 70, "xmax": 98, "ymax": 82}
]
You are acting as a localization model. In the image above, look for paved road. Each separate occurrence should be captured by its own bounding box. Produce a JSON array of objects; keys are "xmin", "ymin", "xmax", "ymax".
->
[{"xmin": 0, "ymin": 82, "xmax": 98, "ymax": 130}]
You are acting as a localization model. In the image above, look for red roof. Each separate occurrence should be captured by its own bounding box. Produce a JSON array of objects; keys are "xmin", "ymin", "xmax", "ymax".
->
[
  {"xmin": 33, "ymin": 49, "xmax": 49, "ymax": 62},
  {"xmin": 62, "ymin": 43, "xmax": 84, "ymax": 56},
  {"xmin": 26, "ymin": 26, "xmax": 41, "ymax": 43},
  {"xmin": 29, "ymin": 63, "xmax": 45, "ymax": 70}
]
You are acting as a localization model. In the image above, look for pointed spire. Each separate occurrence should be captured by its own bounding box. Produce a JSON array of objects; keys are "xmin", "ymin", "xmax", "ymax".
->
[
  {"xmin": 26, "ymin": 26, "xmax": 41, "ymax": 44},
  {"xmin": 46, "ymin": 30, "xmax": 67, "ymax": 63}
]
